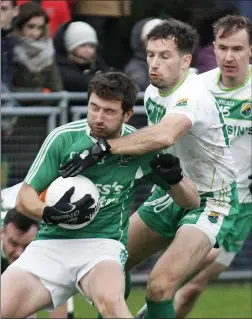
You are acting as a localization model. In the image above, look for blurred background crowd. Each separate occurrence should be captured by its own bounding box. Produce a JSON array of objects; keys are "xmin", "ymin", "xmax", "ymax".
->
[{"xmin": 1, "ymin": 0, "xmax": 252, "ymax": 276}]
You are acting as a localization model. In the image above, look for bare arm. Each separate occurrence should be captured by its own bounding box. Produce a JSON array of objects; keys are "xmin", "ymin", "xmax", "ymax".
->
[
  {"xmin": 16, "ymin": 183, "xmax": 46, "ymax": 221},
  {"xmin": 108, "ymin": 113, "xmax": 192, "ymax": 155},
  {"xmin": 168, "ymin": 177, "xmax": 200, "ymax": 209}
]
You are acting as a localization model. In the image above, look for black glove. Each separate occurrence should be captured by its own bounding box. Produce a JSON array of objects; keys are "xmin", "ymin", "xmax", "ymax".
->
[
  {"xmin": 150, "ymin": 153, "xmax": 183, "ymax": 186},
  {"xmin": 249, "ymin": 174, "xmax": 252, "ymax": 194},
  {"xmin": 59, "ymin": 138, "xmax": 111, "ymax": 178},
  {"xmin": 43, "ymin": 187, "xmax": 95, "ymax": 225}
]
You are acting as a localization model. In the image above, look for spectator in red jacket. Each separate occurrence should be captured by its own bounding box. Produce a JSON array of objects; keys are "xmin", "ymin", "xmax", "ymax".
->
[{"xmin": 17, "ymin": 0, "xmax": 71, "ymax": 37}]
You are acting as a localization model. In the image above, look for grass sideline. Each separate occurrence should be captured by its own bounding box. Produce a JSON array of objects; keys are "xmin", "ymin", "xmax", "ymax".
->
[{"xmin": 38, "ymin": 283, "xmax": 251, "ymax": 318}]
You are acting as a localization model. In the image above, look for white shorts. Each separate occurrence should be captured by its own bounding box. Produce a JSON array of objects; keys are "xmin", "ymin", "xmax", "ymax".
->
[{"xmin": 10, "ymin": 238, "xmax": 127, "ymax": 311}]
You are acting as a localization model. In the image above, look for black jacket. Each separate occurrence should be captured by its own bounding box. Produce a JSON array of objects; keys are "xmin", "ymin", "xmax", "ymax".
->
[
  {"xmin": 54, "ymin": 22, "xmax": 110, "ymax": 92},
  {"xmin": 1, "ymin": 29, "xmax": 15, "ymax": 89}
]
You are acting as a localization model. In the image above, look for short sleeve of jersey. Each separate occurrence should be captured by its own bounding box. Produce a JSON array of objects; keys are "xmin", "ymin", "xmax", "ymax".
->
[
  {"xmin": 24, "ymin": 129, "xmax": 64, "ymax": 192},
  {"xmin": 168, "ymin": 97, "xmax": 198, "ymax": 126}
]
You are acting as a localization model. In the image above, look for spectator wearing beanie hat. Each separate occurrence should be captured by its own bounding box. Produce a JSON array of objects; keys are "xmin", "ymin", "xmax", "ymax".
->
[{"xmin": 54, "ymin": 21, "xmax": 110, "ymax": 93}]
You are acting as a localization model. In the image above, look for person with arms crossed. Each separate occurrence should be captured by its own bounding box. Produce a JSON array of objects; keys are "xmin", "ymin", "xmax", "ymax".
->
[
  {"xmin": 171, "ymin": 14, "xmax": 252, "ymax": 318},
  {"xmin": 60, "ymin": 20, "xmax": 239, "ymax": 319},
  {"xmin": 1, "ymin": 72, "xmax": 199, "ymax": 319}
]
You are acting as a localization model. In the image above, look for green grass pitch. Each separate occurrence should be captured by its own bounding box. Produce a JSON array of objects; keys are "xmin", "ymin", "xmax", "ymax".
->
[{"xmin": 38, "ymin": 283, "xmax": 251, "ymax": 318}]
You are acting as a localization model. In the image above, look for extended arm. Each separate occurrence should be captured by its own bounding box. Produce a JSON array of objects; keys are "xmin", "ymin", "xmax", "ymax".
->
[{"xmin": 108, "ymin": 113, "xmax": 192, "ymax": 155}]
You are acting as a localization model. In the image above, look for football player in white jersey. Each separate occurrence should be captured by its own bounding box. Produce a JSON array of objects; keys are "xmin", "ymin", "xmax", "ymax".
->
[
  {"xmin": 172, "ymin": 14, "xmax": 252, "ymax": 318},
  {"xmin": 60, "ymin": 19, "xmax": 239, "ymax": 318}
]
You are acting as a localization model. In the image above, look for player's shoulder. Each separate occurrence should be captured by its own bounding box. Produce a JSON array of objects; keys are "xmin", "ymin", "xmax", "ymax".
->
[
  {"xmin": 144, "ymin": 84, "xmax": 159, "ymax": 101},
  {"xmin": 123, "ymin": 123, "xmax": 137, "ymax": 136},
  {"xmin": 198, "ymin": 67, "xmax": 220, "ymax": 86},
  {"xmin": 174, "ymin": 72, "xmax": 212, "ymax": 102},
  {"xmin": 46, "ymin": 119, "xmax": 88, "ymax": 143}
]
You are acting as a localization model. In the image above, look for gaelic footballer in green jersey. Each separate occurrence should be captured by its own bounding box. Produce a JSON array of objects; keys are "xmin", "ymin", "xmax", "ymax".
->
[{"xmin": 2, "ymin": 72, "xmax": 199, "ymax": 318}]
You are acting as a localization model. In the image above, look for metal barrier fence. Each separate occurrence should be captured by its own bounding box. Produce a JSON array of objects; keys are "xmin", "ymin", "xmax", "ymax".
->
[{"xmin": 1, "ymin": 92, "xmax": 251, "ymax": 282}]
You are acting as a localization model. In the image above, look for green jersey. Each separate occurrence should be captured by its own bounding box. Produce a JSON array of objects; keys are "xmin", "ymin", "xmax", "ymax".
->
[
  {"xmin": 200, "ymin": 66, "xmax": 252, "ymax": 203},
  {"xmin": 24, "ymin": 119, "xmax": 156, "ymax": 245}
]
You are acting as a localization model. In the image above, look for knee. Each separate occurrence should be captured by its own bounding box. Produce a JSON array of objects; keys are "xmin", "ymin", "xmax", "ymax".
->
[
  {"xmin": 95, "ymin": 291, "xmax": 125, "ymax": 317},
  {"xmin": 146, "ymin": 272, "xmax": 177, "ymax": 300}
]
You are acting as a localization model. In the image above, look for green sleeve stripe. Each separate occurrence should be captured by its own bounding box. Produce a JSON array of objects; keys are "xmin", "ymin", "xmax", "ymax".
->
[
  {"xmin": 214, "ymin": 100, "xmax": 230, "ymax": 147},
  {"xmin": 125, "ymin": 124, "xmax": 137, "ymax": 132},
  {"xmin": 25, "ymin": 122, "xmax": 87, "ymax": 184}
]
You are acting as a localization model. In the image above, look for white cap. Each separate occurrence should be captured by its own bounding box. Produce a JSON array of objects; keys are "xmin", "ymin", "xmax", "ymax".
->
[
  {"xmin": 141, "ymin": 18, "xmax": 164, "ymax": 42},
  {"xmin": 64, "ymin": 21, "xmax": 98, "ymax": 52}
]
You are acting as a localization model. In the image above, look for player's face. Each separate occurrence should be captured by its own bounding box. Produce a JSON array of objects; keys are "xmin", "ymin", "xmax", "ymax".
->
[
  {"xmin": 88, "ymin": 92, "xmax": 133, "ymax": 139},
  {"xmin": 214, "ymin": 28, "xmax": 252, "ymax": 81},
  {"xmin": 21, "ymin": 16, "xmax": 46, "ymax": 40},
  {"xmin": 147, "ymin": 38, "xmax": 191, "ymax": 91},
  {"xmin": 1, "ymin": 223, "xmax": 38, "ymax": 263}
]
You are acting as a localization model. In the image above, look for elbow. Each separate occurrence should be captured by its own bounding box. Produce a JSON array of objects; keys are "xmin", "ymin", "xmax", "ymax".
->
[{"xmin": 156, "ymin": 132, "xmax": 176, "ymax": 150}]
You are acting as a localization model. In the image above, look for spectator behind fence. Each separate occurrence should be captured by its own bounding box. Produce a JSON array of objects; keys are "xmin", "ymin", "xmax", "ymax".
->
[
  {"xmin": 17, "ymin": 0, "xmax": 71, "ymax": 37},
  {"xmin": 124, "ymin": 18, "xmax": 164, "ymax": 91},
  {"xmin": 12, "ymin": 2, "xmax": 63, "ymax": 97},
  {"xmin": 54, "ymin": 21, "xmax": 110, "ymax": 93},
  {"xmin": 1, "ymin": 0, "xmax": 19, "ymax": 89}
]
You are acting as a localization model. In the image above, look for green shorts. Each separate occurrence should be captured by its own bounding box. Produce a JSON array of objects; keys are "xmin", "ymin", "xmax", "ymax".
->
[
  {"xmin": 138, "ymin": 182, "xmax": 239, "ymax": 248},
  {"xmin": 221, "ymin": 202, "xmax": 252, "ymax": 252}
]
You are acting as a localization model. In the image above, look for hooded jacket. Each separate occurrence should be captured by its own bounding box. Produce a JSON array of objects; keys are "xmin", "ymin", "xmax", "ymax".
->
[
  {"xmin": 54, "ymin": 22, "xmax": 109, "ymax": 92},
  {"xmin": 124, "ymin": 18, "xmax": 153, "ymax": 91}
]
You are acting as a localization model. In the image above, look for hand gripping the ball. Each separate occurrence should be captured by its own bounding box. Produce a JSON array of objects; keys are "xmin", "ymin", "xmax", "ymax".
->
[
  {"xmin": 59, "ymin": 138, "xmax": 111, "ymax": 178},
  {"xmin": 43, "ymin": 187, "xmax": 96, "ymax": 225}
]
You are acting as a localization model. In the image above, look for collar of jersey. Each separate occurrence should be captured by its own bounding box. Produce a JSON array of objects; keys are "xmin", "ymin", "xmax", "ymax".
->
[
  {"xmin": 86, "ymin": 123, "xmax": 126, "ymax": 142},
  {"xmin": 217, "ymin": 65, "xmax": 252, "ymax": 91},
  {"xmin": 158, "ymin": 71, "xmax": 189, "ymax": 97}
]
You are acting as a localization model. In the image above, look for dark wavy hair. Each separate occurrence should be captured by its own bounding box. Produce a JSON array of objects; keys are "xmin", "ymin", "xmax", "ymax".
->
[
  {"xmin": 88, "ymin": 72, "xmax": 138, "ymax": 113},
  {"xmin": 147, "ymin": 18, "xmax": 199, "ymax": 55}
]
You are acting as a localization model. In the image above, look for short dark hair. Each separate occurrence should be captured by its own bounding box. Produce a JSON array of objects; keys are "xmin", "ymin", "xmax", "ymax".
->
[
  {"xmin": 4, "ymin": 208, "xmax": 40, "ymax": 233},
  {"xmin": 14, "ymin": 1, "xmax": 49, "ymax": 31},
  {"xmin": 147, "ymin": 18, "xmax": 199, "ymax": 55},
  {"xmin": 213, "ymin": 15, "xmax": 252, "ymax": 44},
  {"xmin": 88, "ymin": 72, "xmax": 138, "ymax": 113}
]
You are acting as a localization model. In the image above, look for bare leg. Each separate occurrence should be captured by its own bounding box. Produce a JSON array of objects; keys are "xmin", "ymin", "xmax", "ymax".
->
[
  {"xmin": 49, "ymin": 303, "xmax": 68, "ymax": 318},
  {"xmin": 79, "ymin": 260, "xmax": 133, "ymax": 318},
  {"xmin": 174, "ymin": 260, "xmax": 226, "ymax": 318},
  {"xmin": 146, "ymin": 226, "xmax": 212, "ymax": 300},
  {"xmin": 126, "ymin": 211, "xmax": 171, "ymax": 271},
  {"xmin": 1, "ymin": 266, "xmax": 52, "ymax": 318}
]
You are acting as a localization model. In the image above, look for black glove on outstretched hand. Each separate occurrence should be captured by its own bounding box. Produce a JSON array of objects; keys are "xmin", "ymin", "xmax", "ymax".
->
[
  {"xmin": 60, "ymin": 138, "xmax": 111, "ymax": 178},
  {"xmin": 43, "ymin": 187, "xmax": 95, "ymax": 225},
  {"xmin": 248, "ymin": 174, "xmax": 252, "ymax": 194},
  {"xmin": 150, "ymin": 153, "xmax": 183, "ymax": 186}
]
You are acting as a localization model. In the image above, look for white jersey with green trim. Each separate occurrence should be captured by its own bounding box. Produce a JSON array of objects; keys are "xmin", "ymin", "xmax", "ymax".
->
[
  {"xmin": 145, "ymin": 71, "xmax": 236, "ymax": 193},
  {"xmin": 199, "ymin": 66, "xmax": 252, "ymax": 203}
]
